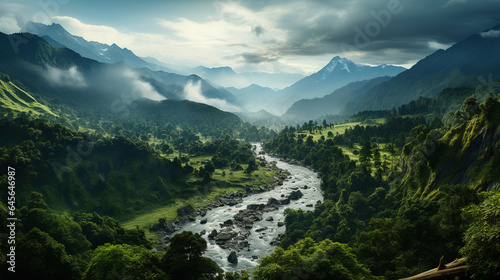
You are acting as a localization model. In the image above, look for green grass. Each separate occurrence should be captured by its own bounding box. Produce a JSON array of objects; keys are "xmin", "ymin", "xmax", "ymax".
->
[
  {"xmin": 120, "ymin": 158, "xmax": 280, "ymax": 240},
  {"xmin": 0, "ymin": 80, "xmax": 57, "ymax": 116},
  {"xmin": 297, "ymin": 119, "xmax": 385, "ymax": 141}
]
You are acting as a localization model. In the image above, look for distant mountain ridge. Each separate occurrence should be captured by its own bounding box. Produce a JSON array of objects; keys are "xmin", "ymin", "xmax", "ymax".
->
[
  {"xmin": 227, "ymin": 84, "xmax": 277, "ymax": 112},
  {"xmin": 189, "ymin": 65, "xmax": 304, "ymax": 89},
  {"xmin": 0, "ymin": 31, "xmax": 241, "ymax": 112},
  {"xmin": 270, "ymin": 57, "xmax": 406, "ymax": 114},
  {"xmin": 21, "ymin": 21, "xmax": 170, "ymax": 72},
  {"xmin": 343, "ymin": 23, "xmax": 500, "ymax": 114},
  {"xmin": 282, "ymin": 76, "xmax": 392, "ymax": 121}
]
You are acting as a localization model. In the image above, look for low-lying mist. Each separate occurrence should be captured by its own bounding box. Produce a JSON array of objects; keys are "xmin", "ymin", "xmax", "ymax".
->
[{"xmin": 183, "ymin": 80, "xmax": 241, "ymax": 112}]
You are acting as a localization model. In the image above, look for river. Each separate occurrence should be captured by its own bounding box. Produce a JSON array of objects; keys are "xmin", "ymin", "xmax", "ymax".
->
[{"xmin": 172, "ymin": 143, "xmax": 323, "ymax": 271}]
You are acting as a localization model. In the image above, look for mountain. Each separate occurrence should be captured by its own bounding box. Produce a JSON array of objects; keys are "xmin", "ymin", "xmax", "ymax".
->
[
  {"xmin": 189, "ymin": 66, "xmax": 304, "ymax": 89},
  {"xmin": 21, "ymin": 21, "xmax": 170, "ymax": 71},
  {"xmin": 0, "ymin": 73, "xmax": 57, "ymax": 116},
  {"xmin": 343, "ymin": 23, "xmax": 500, "ymax": 115},
  {"xmin": 271, "ymin": 57, "xmax": 406, "ymax": 114},
  {"xmin": 282, "ymin": 76, "xmax": 392, "ymax": 121},
  {"xmin": 227, "ymin": 84, "xmax": 277, "ymax": 112},
  {"xmin": 239, "ymin": 71, "xmax": 305, "ymax": 90},
  {"xmin": 0, "ymin": 31, "xmax": 241, "ymax": 111}
]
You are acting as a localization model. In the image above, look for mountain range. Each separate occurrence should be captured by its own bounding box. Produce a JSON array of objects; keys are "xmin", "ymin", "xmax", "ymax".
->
[
  {"xmin": 5, "ymin": 20, "xmax": 500, "ymax": 123},
  {"xmin": 188, "ymin": 66, "xmax": 304, "ymax": 89},
  {"xmin": 21, "ymin": 21, "xmax": 171, "ymax": 72},
  {"xmin": 0, "ymin": 31, "xmax": 241, "ymax": 112},
  {"xmin": 266, "ymin": 57, "xmax": 406, "ymax": 115},
  {"xmin": 282, "ymin": 76, "xmax": 392, "ymax": 121},
  {"xmin": 342, "ymin": 23, "xmax": 500, "ymax": 115}
]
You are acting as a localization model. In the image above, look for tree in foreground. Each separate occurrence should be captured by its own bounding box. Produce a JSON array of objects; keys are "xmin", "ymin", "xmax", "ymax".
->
[
  {"xmin": 16, "ymin": 227, "xmax": 81, "ymax": 280},
  {"xmin": 161, "ymin": 231, "xmax": 223, "ymax": 280},
  {"xmin": 461, "ymin": 191, "xmax": 500, "ymax": 279},
  {"xmin": 254, "ymin": 237, "xmax": 380, "ymax": 280},
  {"xmin": 82, "ymin": 243, "xmax": 165, "ymax": 280}
]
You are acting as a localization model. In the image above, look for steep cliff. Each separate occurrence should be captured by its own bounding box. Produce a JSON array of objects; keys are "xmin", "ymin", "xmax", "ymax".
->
[{"xmin": 393, "ymin": 97, "xmax": 500, "ymax": 199}]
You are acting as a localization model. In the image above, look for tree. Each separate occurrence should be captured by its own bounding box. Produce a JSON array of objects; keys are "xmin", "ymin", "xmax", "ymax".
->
[
  {"xmin": 461, "ymin": 97, "xmax": 480, "ymax": 119},
  {"xmin": 355, "ymin": 218, "xmax": 401, "ymax": 277},
  {"xmin": 20, "ymin": 193, "xmax": 92, "ymax": 255},
  {"xmin": 82, "ymin": 244, "xmax": 164, "ymax": 280},
  {"xmin": 386, "ymin": 144, "xmax": 396, "ymax": 170},
  {"xmin": 16, "ymin": 228, "xmax": 81, "ymax": 280},
  {"xmin": 429, "ymin": 116, "xmax": 443, "ymax": 129},
  {"xmin": 461, "ymin": 191, "xmax": 500, "ymax": 279},
  {"xmin": 254, "ymin": 238, "xmax": 380, "ymax": 280},
  {"xmin": 245, "ymin": 159, "xmax": 257, "ymax": 174},
  {"xmin": 161, "ymin": 231, "xmax": 223, "ymax": 280},
  {"xmin": 373, "ymin": 148, "xmax": 381, "ymax": 168},
  {"xmin": 359, "ymin": 141, "xmax": 373, "ymax": 166}
]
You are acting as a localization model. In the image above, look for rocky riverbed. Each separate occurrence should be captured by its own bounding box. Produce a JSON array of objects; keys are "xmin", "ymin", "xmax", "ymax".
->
[{"xmin": 159, "ymin": 143, "xmax": 323, "ymax": 271}]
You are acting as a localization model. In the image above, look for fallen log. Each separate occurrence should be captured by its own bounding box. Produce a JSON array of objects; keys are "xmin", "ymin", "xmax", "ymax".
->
[{"xmin": 400, "ymin": 258, "xmax": 468, "ymax": 280}]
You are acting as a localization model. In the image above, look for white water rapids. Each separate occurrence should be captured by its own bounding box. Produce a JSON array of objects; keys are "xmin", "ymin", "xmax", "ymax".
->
[{"xmin": 172, "ymin": 143, "xmax": 323, "ymax": 271}]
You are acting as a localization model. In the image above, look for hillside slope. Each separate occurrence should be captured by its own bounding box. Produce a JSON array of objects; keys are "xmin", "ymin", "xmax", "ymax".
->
[
  {"xmin": 344, "ymin": 23, "xmax": 500, "ymax": 114},
  {"xmin": 0, "ymin": 74, "xmax": 57, "ymax": 116},
  {"xmin": 283, "ymin": 76, "xmax": 392, "ymax": 121},
  {"xmin": 394, "ymin": 97, "xmax": 500, "ymax": 200}
]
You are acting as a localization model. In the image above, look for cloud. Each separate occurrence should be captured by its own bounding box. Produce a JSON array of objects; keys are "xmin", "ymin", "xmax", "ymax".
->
[
  {"xmin": 241, "ymin": 52, "xmax": 278, "ymax": 63},
  {"xmin": 211, "ymin": 0, "xmax": 500, "ymax": 70},
  {"xmin": 252, "ymin": 25, "xmax": 264, "ymax": 37},
  {"xmin": 0, "ymin": 2, "xmax": 25, "ymax": 34},
  {"xmin": 480, "ymin": 29, "xmax": 500, "ymax": 38},
  {"xmin": 0, "ymin": 16, "xmax": 20, "ymax": 34},
  {"xmin": 42, "ymin": 65, "xmax": 87, "ymax": 88},
  {"xmin": 3, "ymin": 1, "xmax": 499, "ymax": 77},
  {"xmin": 444, "ymin": 0, "xmax": 468, "ymax": 7},
  {"xmin": 122, "ymin": 69, "xmax": 166, "ymax": 101},
  {"xmin": 52, "ymin": 16, "xmax": 133, "ymax": 46},
  {"xmin": 183, "ymin": 80, "xmax": 240, "ymax": 112}
]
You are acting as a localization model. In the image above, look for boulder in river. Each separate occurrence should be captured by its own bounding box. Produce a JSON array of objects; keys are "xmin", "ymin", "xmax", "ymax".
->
[
  {"xmin": 267, "ymin": 197, "xmax": 280, "ymax": 206},
  {"xmin": 247, "ymin": 204, "xmax": 266, "ymax": 210},
  {"xmin": 223, "ymin": 219, "xmax": 233, "ymax": 226},
  {"xmin": 277, "ymin": 222, "xmax": 285, "ymax": 227},
  {"xmin": 208, "ymin": 229, "xmax": 217, "ymax": 239},
  {"xmin": 256, "ymin": 227, "xmax": 268, "ymax": 232},
  {"xmin": 289, "ymin": 190, "xmax": 303, "ymax": 200},
  {"xmin": 164, "ymin": 222, "xmax": 175, "ymax": 234},
  {"xmin": 200, "ymin": 218, "xmax": 208, "ymax": 224},
  {"xmin": 280, "ymin": 198, "xmax": 290, "ymax": 205},
  {"xmin": 199, "ymin": 209, "xmax": 207, "ymax": 217},
  {"xmin": 266, "ymin": 216, "xmax": 274, "ymax": 222},
  {"xmin": 216, "ymin": 231, "xmax": 236, "ymax": 241},
  {"xmin": 228, "ymin": 251, "xmax": 238, "ymax": 264}
]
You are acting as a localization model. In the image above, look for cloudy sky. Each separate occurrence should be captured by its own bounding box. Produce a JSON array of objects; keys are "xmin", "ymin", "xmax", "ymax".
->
[{"xmin": 0, "ymin": 0, "xmax": 499, "ymax": 74}]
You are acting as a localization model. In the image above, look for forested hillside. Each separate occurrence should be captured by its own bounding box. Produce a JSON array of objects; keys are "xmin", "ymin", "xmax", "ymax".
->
[{"xmin": 260, "ymin": 92, "xmax": 500, "ymax": 279}]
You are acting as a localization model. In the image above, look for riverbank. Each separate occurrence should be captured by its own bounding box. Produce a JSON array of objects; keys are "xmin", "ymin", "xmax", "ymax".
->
[
  {"xmin": 121, "ymin": 148, "xmax": 286, "ymax": 241},
  {"xmin": 166, "ymin": 143, "xmax": 323, "ymax": 271}
]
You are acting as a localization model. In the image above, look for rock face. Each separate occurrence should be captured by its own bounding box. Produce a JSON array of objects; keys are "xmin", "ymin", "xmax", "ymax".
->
[
  {"xmin": 396, "ymin": 111, "xmax": 500, "ymax": 195},
  {"xmin": 228, "ymin": 251, "xmax": 238, "ymax": 264}
]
